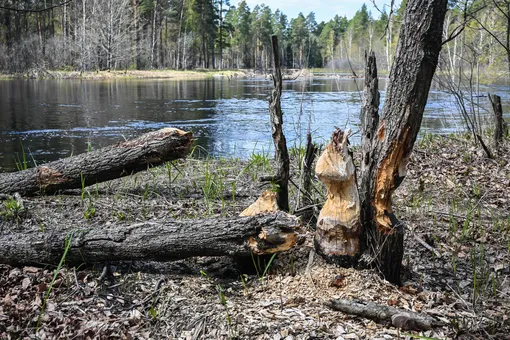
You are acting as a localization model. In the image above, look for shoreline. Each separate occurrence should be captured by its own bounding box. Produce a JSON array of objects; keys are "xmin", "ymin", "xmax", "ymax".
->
[
  {"xmin": 0, "ymin": 69, "xmax": 246, "ymax": 80},
  {"xmin": 0, "ymin": 68, "xmax": 358, "ymax": 81}
]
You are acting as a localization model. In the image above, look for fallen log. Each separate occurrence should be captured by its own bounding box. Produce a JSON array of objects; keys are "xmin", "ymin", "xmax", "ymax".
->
[
  {"xmin": 326, "ymin": 298, "xmax": 442, "ymax": 331},
  {"xmin": 0, "ymin": 212, "xmax": 300, "ymax": 267},
  {"xmin": 0, "ymin": 128, "xmax": 193, "ymax": 196}
]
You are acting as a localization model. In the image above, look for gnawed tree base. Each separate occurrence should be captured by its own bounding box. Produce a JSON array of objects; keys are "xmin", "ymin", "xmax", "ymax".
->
[
  {"xmin": 327, "ymin": 298, "xmax": 442, "ymax": 331},
  {"xmin": 314, "ymin": 129, "xmax": 361, "ymax": 265},
  {"xmin": 0, "ymin": 128, "xmax": 193, "ymax": 196},
  {"xmin": 0, "ymin": 212, "xmax": 300, "ymax": 267}
]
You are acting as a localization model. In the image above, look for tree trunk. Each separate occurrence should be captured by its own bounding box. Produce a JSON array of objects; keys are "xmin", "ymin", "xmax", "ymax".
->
[
  {"xmin": 219, "ymin": 0, "xmax": 223, "ymax": 70},
  {"xmin": 297, "ymin": 132, "xmax": 318, "ymax": 213},
  {"xmin": 0, "ymin": 212, "xmax": 300, "ymax": 267},
  {"xmin": 359, "ymin": 0, "xmax": 448, "ymax": 285},
  {"xmin": 0, "ymin": 128, "xmax": 193, "ymax": 196},
  {"xmin": 359, "ymin": 50, "xmax": 380, "ymax": 257},
  {"xmin": 176, "ymin": 0, "xmax": 185, "ymax": 69},
  {"xmin": 150, "ymin": 0, "xmax": 158, "ymax": 68},
  {"xmin": 134, "ymin": 0, "xmax": 141, "ymax": 70},
  {"xmin": 489, "ymin": 93, "xmax": 508, "ymax": 149},
  {"xmin": 269, "ymin": 35, "xmax": 290, "ymax": 212}
]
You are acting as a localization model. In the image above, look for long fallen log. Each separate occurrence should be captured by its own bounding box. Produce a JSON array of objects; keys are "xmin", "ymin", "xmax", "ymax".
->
[
  {"xmin": 326, "ymin": 298, "xmax": 442, "ymax": 331},
  {"xmin": 0, "ymin": 212, "xmax": 300, "ymax": 267},
  {"xmin": 0, "ymin": 128, "xmax": 193, "ymax": 196}
]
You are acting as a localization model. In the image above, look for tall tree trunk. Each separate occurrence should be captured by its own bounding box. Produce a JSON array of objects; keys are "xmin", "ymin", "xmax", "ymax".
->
[
  {"xmin": 160, "ymin": 17, "xmax": 165, "ymax": 67},
  {"xmin": 151, "ymin": 0, "xmax": 158, "ymax": 68},
  {"xmin": 133, "ymin": 0, "xmax": 141, "ymax": 70},
  {"xmin": 63, "ymin": 2, "xmax": 67, "ymax": 64},
  {"xmin": 269, "ymin": 36, "xmax": 290, "ymax": 212},
  {"xmin": 360, "ymin": 51, "xmax": 380, "ymax": 246},
  {"xmin": 359, "ymin": 0, "xmax": 448, "ymax": 284},
  {"xmin": 219, "ymin": 0, "xmax": 223, "ymax": 70},
  {"xmin": 201, "ymin": 0, "xmax": 207, "ymax": 68},
  {"xmin": 81, "ymin": 0, "xmax": 86, "ymax": 72},
  {"xmin": 176, "ymin": 0, "xmax": 185, "ymax": 69}
]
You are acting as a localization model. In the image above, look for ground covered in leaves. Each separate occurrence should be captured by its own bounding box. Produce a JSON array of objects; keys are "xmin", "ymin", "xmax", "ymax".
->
[{"xmin": 0, "ymin": 133, "xmax": 509, "ymax": 339}]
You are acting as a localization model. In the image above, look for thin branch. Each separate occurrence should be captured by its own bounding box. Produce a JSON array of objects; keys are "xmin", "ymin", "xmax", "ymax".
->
[
  {"xmin": 374, "ymin": 0, "xmax": 395, "ymax": 40},
  {"xmin": 442, "ymin": 4, "xmax": 486, "ymax": 46},
  {"xmin": 442, "ymin": 25, "xmax": 465, "ymax": 46},
  {"xmin": 470, "ymin": 13, "xmax": 509, "ymax": 52},
  {"xmin": 492, "ymin": 0, "xmax": 510, "ymax": 21}
]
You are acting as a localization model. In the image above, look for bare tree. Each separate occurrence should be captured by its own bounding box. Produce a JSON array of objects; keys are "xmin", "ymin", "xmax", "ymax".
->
[{"xmin": 87, "ymin": 0, "xmax": 133, "ymax": 70}]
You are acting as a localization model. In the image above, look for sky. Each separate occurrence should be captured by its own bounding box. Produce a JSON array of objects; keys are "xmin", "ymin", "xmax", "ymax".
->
[{"xmin": 242, "ymin": 0, "xmax": 393, "ymax": 23}]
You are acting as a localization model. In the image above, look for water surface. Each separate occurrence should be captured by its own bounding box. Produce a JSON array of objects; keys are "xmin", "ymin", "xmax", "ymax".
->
[{"xmin": 0, "ymin": 77, "xmax": 508, "ymax": 172}]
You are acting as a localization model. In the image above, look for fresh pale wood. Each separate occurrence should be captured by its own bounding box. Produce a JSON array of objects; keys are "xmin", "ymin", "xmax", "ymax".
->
[
  {"xmin": 314, "ymin": 129, "xmax": 361, "ymax": 263},
  {"xmin": 0, "ymin": 128, "xmax": 193, "ymax": 196},
  {"xmin": 0, "ymin": 212, "xmax": 300, "ymax": 267},
  {"xmin": 240, "ymin": 190, "xmax": 278, "ymax": 216}
]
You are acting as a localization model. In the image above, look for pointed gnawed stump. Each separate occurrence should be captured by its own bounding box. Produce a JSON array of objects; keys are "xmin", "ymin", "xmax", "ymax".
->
[{"xmin": 314, "ymin": 129, "xmax": 361, "ymax": 265}]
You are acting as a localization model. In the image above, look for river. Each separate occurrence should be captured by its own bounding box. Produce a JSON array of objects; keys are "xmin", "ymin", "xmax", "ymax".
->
[{"xmin": 0, "ymin": 77, "xmax": 508, "ymax": 172}]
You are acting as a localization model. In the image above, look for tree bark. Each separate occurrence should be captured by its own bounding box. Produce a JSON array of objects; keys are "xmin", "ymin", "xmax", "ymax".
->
[
  {"xmin": 360, "ymin": 51, "xmax": 380, "ymax": 236},
  {"xmin": 359, "ymin": 0, "xmax": 448, "ymax": 285},
  {"xmin": 269, "ymin": 35, "xmax": 290, "ymax": 212},
  {"xmin": 133, "ymin": 0, "xmax": 141, "ymax": 70},
  {"xmin": 297, "ymin": 132, "xmax": 318, "ymax": 216},
  {"xmin": 327, "ymin": 299, "xmax": 441, "ymax": 331},
  {"xmin": 0, "ymin": 128, "xmax": 193, "ymax": 196},
  {"xmin": 489, "ymin": 93, "xmax": 508, "ymax": 148},
  {"xmin": 0, "ymin": 212, "xmax": 300, "ymax": 267}
]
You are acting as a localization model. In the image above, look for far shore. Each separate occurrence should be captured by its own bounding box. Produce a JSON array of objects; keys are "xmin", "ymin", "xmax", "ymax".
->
[
  {"xmin": 0, "ymin": 69, "xmax": 251, "ymax": 80},
  {"xmin": 0, "ymin": 68, "xmax": 365, "ymax": 80}
]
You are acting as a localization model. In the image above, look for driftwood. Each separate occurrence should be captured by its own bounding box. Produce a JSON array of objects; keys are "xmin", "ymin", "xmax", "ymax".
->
[
  {"xmin": 0, "ymin": 128, "xmax": 193, "ymax": 196},
  {"xmin": 314, "ymin": 129, "xmax": 361, "ymax": 263},
  {"xmin": 327, "ymin": 298, "xmax": 442, "ymax": 331},
  {"xmin": 0, "ymin": 212, "xmax": 300, "ymax": 267}
]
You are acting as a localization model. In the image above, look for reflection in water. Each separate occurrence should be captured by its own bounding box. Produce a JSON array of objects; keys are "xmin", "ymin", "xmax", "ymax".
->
[{"xmin": 0, "ymin": 77, "xmax": 508, "ymax": 172}]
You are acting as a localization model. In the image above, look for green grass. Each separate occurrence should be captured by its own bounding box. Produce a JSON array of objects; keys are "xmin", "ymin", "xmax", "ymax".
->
[
  {"xmin": 36, "ymin": 232, "xmax": 73, "ymax": 332},
  {"xmin": 14, "ymin": 142, "xmax": 29, "ymax": 171},
  {"xmin": 0, "ymin": 195, "xmax": 25, "ymax": 222}
]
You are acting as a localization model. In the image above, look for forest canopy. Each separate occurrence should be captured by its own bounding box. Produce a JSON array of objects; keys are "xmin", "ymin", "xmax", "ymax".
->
[{"xmin": 0, "ymin": 0, "xmax": 509, "ymax": 76}]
